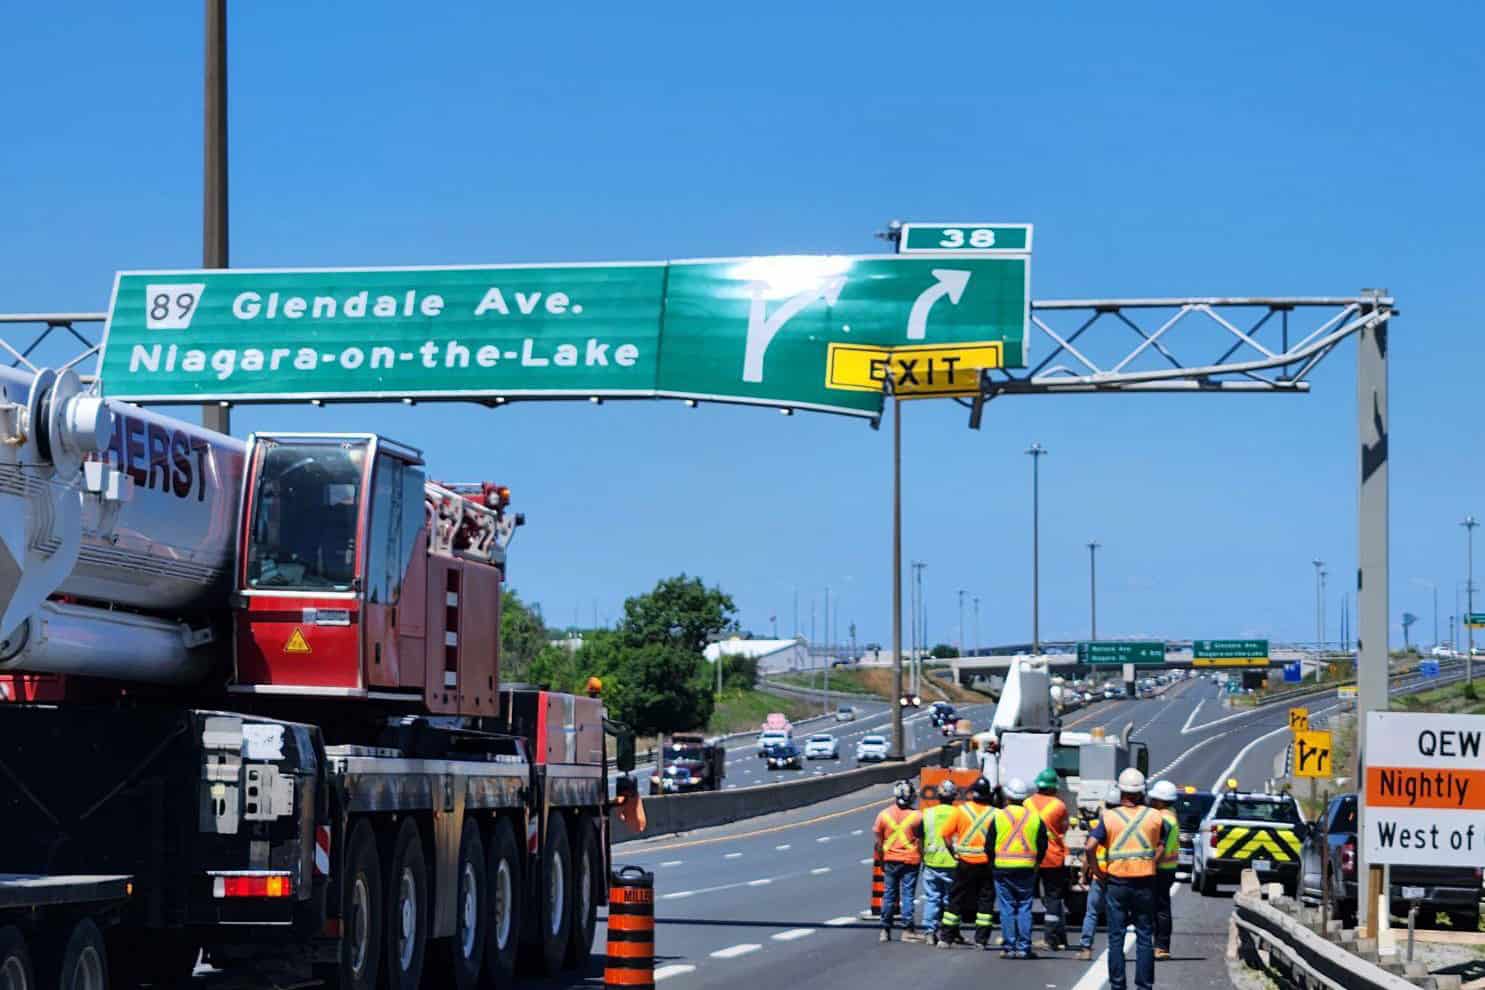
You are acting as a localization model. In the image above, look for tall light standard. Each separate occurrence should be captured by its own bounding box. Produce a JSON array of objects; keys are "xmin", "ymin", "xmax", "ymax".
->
[
  {"xmin": 1412, "ymin": 578, "xmax": 1439, "ymax": 649},
  {"xmin": 1320, "ymin": 568, "xmax": 1328, "ymax": 651},
  {"xmin": 973, "ymin": 595, "xmax": 981, "ymax": 656},
  {"xmin": 1087, "ymin": 540, "xmax": 1101, "ymax": 640},
  {"xmin": 1465, "ymin": 515, "xmax": 1479, "ymax": 685},
  {"xmin": 1311, "ymin": 559, "xmax": 1325, "ymax": 653},
  {"xmin": 957, "ymin": 589, "xmax": 966, "ymax": 659},
  {"xmin": 823, "ymin": 585, "xmax": 831, "ymax": 714},
  {"xmin": 1027, "ymin": 442, "xmax": 1048, "ymax": 654}
]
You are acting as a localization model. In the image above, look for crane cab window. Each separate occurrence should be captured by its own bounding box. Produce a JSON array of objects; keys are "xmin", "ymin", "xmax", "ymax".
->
[{"xmin": 246, "ymin": 440, "xmax": 368, "ymax": 591}]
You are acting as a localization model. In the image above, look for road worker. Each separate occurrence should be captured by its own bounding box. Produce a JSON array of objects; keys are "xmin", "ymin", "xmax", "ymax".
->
[
  {"xmin": 988, "ymin": 777, "xmax": 1048, "ymax": 958},
  {"xmin": 873, "ymin": 779, "xmax": 924, "ymax": 942},
  {"xmin": 1026, "ymin": 768, "xmax": 1071, "ymax": 951},
  {"xmin": 1078, "ymin": 784, "xmax": 1122, "ymax": 960},
  {"xmin": 1086, "ymin": 768, "xmax": 1170, "ymax": 990},
  {"xmin": 1147, "ymin": 780, "xmax": 1181, "ymax": 961},
  {"xmin": 919, "ymin": 780, "xmax": 960, "ymax": 945},
  {"xmin": 936, "ymin": 776, "xmax": 997, "ymax": 949}
]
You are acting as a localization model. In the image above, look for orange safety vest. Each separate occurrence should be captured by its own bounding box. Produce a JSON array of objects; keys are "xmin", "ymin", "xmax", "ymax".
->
[
  {"xmin": 1025, "ymin": 793, "xmax": 1069, "ymax": 868},
  {"xmin": 874, "ymin": 806, "xmax": 923, "ymax": 864},
  {"xmin": 945, "ymin": 801, "xmax": 996, "ymax": 864},
  {"xmin": 1100, "ymin": 806, "xmax": 1163, "ymax": 880},
  {"xmin": 991, "ymin": 804, "xmax": 1043, "ymax": 870},
  {"xmin": 1157, "ymin": 807, "xmax": 1180, "ymax": 871}
]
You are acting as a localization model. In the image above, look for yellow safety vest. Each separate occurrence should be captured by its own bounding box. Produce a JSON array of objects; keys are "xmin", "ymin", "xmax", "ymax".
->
[
  {"xmin": 1101, "ymin": 806, "xmax": 1162, "ymax": 880},
  {"xmin": 1157, "ymin": 808, "xmax": 1180, "ymax": 871},
  {"xmin": 923, "ymin": 805, "xmax": 958, "ymax": 869},
  {"xmin": 992, "ymin": 804, "xmax": 1043, "ymax": 870},
  {"xmin": 950, "ymin": 802, "xmax": 995, "ymax": 864}
]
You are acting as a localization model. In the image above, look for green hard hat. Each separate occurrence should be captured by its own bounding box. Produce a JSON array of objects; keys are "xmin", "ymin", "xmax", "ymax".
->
[{"xmin": 1035, "ymin": 769, "xmax": 1059, "ymax": 790}]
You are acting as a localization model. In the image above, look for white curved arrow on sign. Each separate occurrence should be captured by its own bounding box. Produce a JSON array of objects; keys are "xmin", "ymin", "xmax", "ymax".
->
[
  {"xmin": 742, "ymin": 276, "xmax": 848, "ymax": 383},
  {"xmin": 905, "ymin": 269, "xmax": 971, "ymax": 340}
]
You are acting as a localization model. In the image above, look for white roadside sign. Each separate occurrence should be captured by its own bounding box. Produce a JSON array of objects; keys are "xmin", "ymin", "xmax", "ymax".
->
[{"xmin": 1365, "ymin": 711, "xmax": 1485, "ymax": 866}]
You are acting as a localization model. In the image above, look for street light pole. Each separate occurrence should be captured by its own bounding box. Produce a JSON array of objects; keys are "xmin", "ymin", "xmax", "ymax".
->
[
  {"xmin": 202, "ymin": 0, "xmax": 231, "ymax": 436},
  {"xmin": 1320, "ymin": 568, "xmax": 1328, "ymax": 652},
  {"xmin": 1312, "ymin": 559, "xmax": 1324, "ymax": 653},
  {"xmin": 890, "ymin": 389, "xmax": 904, "ymax": 759},
  {"xmin": 958, "ymin": 589, "xmax": 966, "ymax": 659},
  {"xmin": 973, "ymin": 595, "xmax": 981, "ymax": 656},
  {"xmin": 824, "ymin": 585, "xmax": 831, "ymax": 715},
  {"xmin": 1027, "ymin": 443, "xmax": 1048, "ymax": 655},
  {"xmin": 1087, "ymin": 541, "xmax": 1101, "ymax": 640},
  {"xmin": 1465, "ymin": 515, "xmax": 1479, "ymax": 685}
]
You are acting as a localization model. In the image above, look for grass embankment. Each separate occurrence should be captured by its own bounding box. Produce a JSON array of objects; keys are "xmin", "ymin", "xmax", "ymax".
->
[
  {"xmin": 1394, "ymin": 679, "xmax": 1485, "ymax": 715},
  {"xmin": 773, "ymin": 665, "xmax": 992, "ymax": 704},
  {"xmin": 707, "ymin": 689, "xmax": 814, "ymax": 735}
]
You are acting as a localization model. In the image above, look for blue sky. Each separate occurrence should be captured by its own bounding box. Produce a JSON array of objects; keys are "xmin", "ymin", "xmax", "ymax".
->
[{"xmin": 2, "ymin": 4, "xmax": 1480, "ymax": 649}]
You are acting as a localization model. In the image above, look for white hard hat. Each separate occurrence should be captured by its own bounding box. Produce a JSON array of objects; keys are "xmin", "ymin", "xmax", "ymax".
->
[
  {"xmin": 1117, "ymin": 768, "xmax": 1147, "ymax": 794},
  {"xmin": 1004, "ymin": 777, "xmax": 1031, "ymax": 801},
  {"xmin": 1104, "ymin": 783, "xmax": 1122, "ymax": 807},
  {"xmin": 1149, "ymin": 780, "xmax": 1178, "ymax": 803}
]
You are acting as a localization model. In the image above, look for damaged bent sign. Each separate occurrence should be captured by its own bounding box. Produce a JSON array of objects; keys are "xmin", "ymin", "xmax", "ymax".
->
[
  {"xmin": 97, "ymin": 248, "xmax": 1029, "ymax": 416},
  {"xmin": 1364, "ymin": 711, "xmax": 1485, "ymax": 866}
]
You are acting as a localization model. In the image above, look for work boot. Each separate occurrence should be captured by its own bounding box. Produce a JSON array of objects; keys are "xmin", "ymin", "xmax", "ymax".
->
[
  {"xmin": 1020, "ymin": 950, "xmax": 1039, "ymax": 960},
  {"xmin": 936, "ymin": 938, "xmax": 953, "ymax": 950},
  {"xmin": 1077, "ymin": 947, "xmax": 1093, "ymax": 961},
  {"xmin": 901, "ymin": 930, "xmax": 924, "ymax": 943},
  {"xmin": 1155, "ymin": 948, "xmax": 1171, "ymax": 961},
  {"xmin": 879, "ymin": 930, "xmax": 891, "ymax": 943}
]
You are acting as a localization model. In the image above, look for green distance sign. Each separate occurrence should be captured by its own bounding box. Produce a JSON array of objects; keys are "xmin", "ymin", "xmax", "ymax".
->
[
  {"xmin": 1192, "ymin": 639, "xmax": 1270, "ymax": 659},
  {"xmin": 898, "ymin": 223, "xmax": 1033, "ymax": 255},
  {"xmin": 98, "ymin": 253, "xmax": 1030, "ymax": 417},
  {"xmin": 1077, "ymin": 641, "xmax": 1166, "ymax": 666}
]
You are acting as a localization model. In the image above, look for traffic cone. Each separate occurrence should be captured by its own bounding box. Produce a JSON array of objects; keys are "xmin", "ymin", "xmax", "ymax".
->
[
  {"xmin": 605, "ymin": 866, "xmax": 654, "ymax": 989},
  {"xmin": 861, "ymin": 850, "xmax": 884, "ymax": 918}
]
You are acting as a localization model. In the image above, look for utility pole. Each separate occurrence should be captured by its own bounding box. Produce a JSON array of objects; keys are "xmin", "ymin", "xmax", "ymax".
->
[
  {"xmin": 1312, "ymin": 559, "xmax": 1325, "ymax": 655},
  {"xmin": 957, "ymin": 589, "xmax": 966, "ymax": 659},
  {"xmin": 1027, "ymin": 443, "xmax": 1048, "ymax": 655},
  {"xmin": 890, "ymin": 386, "xmax": 904, "ymax": 759},
  {"xmin": 823, "ymin": 586, "xmax": 831, "ymax": 715},
  {"xmin": 909, "ymin": 561, "xmax": 922, "ymax": 698},
  {"xmin": 973, "ymin": 595, "xmax": 981, "ymax": 656},
  {"xmin": 1465, "ymin": 515, "xmax": 1478, "ymax": 685},
  {"xmin": 1320, "ymin": 567, "xmax": 1328, "ymax": 653},
  {"xmin": 202, "ymin": 0, "xmax": 231, "ymax": 435},
  {"xmin": 1087, "ymin": 540, "xmax": 1101, "ymax": 640},
  {"xmin": 793, "ymin": 587, "xmax": 799, "ymax": 638}
]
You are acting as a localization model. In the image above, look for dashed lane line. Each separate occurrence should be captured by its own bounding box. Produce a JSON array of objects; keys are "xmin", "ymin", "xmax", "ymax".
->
[
  {"xmin": 710, "ymin": 943, "xmax": 761, "ymax": 959},
  {"xmin": 772, "ymin": 928, "xmax": 814, "ymax": 941},
  {"xmin": 660, "ymin": 860, "xmax": 683, "ymax": 867},
  {"xmin": 724, "ymin": 852, "xmax": 743, "ymax": 859},
  {"xmin": 620, "ymin": 797, "xmax": 882, "ymax": 854},
  {"xmin": 654, "ymin": 964, "xmax": 696, "ymax": 982},
  {"xmin": 775, "ymin": 844, "xmax": 791, "ymax": 851},
  {"xmin": 825, "ymin": 916, "xmax": 857, "ymax": 926},
  {"xmin": 748, "ymin": 878, "xmax": 772, "ymax": 886},
  {"xmin": 811, "ymin": 867, "xmax": 832, "ymax": 875}
]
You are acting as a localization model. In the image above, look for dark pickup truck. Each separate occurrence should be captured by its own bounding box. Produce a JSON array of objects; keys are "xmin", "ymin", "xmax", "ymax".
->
[{"xmin": 1300, "ymin": 793, "xmax": 1483, "ymax": 929}]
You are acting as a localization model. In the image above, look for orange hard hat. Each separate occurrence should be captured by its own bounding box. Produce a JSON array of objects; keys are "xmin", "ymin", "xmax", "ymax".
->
[{"xmin": 586, "ymin": 676, "xmax": 603, "ymax": 696}]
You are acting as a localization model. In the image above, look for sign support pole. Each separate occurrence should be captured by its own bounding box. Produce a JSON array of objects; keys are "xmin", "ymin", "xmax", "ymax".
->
[
  {"xmin": 890, "ymin": 386, "xmax": 904, "ymax": 760},
  {"xmin": 1355, "ymin": 291, "xmax": 1391, "ymax": 935},
  {"xmin": 202, "ymin": 0, "xmax": 231, "ymax": 436}
]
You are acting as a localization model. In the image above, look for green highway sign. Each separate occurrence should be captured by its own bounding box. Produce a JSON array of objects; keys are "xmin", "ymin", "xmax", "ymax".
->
[
  {"xmin": 1193, "ymin": 639, "xmax": 1270, "ymax": 659},
  {"xmin": 1467, "ymin": 614, "xmax": 1485, "ymax": 628},
  {"xmin": 898, "ymin": 223, "xmax": 1033, "ymax": 255},
  {"xmin": 99, "ymin": 253, "xmax": 1030, "ymax": 416},
  {"xmin": 1076, "ymin": 641, "xmax": 1166, "ymax": 666}
]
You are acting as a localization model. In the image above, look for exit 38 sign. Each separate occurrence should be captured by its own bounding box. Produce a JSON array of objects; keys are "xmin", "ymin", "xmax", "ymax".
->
[{"xmin": 824, "ymin": 341, "xmax": 1005, "ymax": 397}]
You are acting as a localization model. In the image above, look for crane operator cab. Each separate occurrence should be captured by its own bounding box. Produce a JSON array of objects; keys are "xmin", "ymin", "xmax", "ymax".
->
[{"xmin": 234, "ymin": 433, "xmax": 520, "ymax": 717}]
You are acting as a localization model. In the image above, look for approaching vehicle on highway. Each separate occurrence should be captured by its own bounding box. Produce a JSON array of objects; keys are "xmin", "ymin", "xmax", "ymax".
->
[
  {"xmin": 929, "ymin": 701, "xmax": 956, "ymax": 727},
  {"xmin": 757, "ymin": 729, "xmax": 792, "ymax": 755},
  {"xmin": 1173, "ymin": 788, "xmax": 1217, "ymax": 878},
  {"xmin": 656, "ymin": 765, "xmax": 698, "ymax": 793},
  {"xmin": 652, "ymin": 732, "xmax": 725, "ymax": 793},
  {"xmin": 804, "ymin": 733, "xmax": 840, "ymax": 760},
  {"xmin": 856, "ymin": 734, "xmax": 890, "ymax": 763},
  {"xmin": 835, "ymin": 704, "xmax": 857, "ymax": 722},
  {"xmin": 1103, "ymin": 686, "xmax": 1119, "ymax": 700},
  {"xmin": 1193, "ymin": 787, "xmax": 1306, "ymax": 896},
  {"xmin": 764, "ymin": 743, "xmax": 804, "ymax": 770},
  {"xmin": 1300, "ymin": 793, "xmax": 1482, "ymax": 929},
  {"xmin": 1432, "ymin": 645, "xmax": 1456, "ymax": 658}
]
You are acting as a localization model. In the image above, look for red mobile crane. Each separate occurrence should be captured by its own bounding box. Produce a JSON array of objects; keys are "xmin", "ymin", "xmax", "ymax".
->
[{"xmin": 0, "ymin": 364, "xmax": 636, "ymax": 990}]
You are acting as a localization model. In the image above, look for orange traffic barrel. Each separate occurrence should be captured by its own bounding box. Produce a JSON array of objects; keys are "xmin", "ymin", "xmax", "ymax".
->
[
  {"xmin": 867, "ymin": 850, "xmax": 884, "ymax": 917},
  {"xmin": 605, "ymin": 866, "xmax": 655, "ymax": 989}
]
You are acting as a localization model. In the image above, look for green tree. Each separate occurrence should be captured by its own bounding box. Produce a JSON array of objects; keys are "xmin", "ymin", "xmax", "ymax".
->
[
  {"xmin": 526, "ymin": 643, "xmax": 586, "ymax": 693},
  {"xmin": 719, "ymin": 655, "xmax": 759, "ymax": 691},
  {"xmin": 601, "ymin": 642, "xmax": 715, "ymax": 736},
  {"xmin": 500, "ymin": 588, "xmax": 548, "ymax": 681},
  {"xmin": 930, "ymin": 643, "xmax": 959, "ymax": 659},
  {"xmin": 619, "ymin": 575, "xmax": 736, "ymax": 653}
]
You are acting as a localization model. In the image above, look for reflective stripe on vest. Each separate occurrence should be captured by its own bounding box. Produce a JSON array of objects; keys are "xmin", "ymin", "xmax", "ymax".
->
[
  {"xmin": 923, "ymin": 805, "xmax": 957, "ymax": 869},
  {"xmin": 955, "ymin": 803, "xmax": 995, "ymax": 862},
  {"xmin": 1102, "ymin": 806, "xmax": 1162, "ymax": 879},
  {"xmin": 993, "ymin": 804, "xmax": 1042, "ymax": 869},
  {"xmin": 1025, "ymin": 793, "xmax": 1068, "ymax": 867},
  {"xmin": 882, "ymin": 810, "xmax": 917, "ymax": 856},
  {"xmin": 1157, "ymin": 808, "xmax": 1180, "ymax": 870}
]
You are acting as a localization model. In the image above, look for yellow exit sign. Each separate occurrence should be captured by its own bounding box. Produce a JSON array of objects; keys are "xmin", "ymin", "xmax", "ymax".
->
[{"xmin": 825, "ymin": 341, "xmax": 1004, "ymax": 397}]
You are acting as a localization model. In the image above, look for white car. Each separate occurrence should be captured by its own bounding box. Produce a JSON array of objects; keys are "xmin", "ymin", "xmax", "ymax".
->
[
  {"xmin": 1431, "ymin": 645, "xmax": 1455, "ymax": 658},
  {"xmin": 835, "ymin": 705, "xmax": 857, "ymax": 722},
  {"xmin": 804, "ymin": 733, "xmax": 840, "ymax": 760},
  {"xmin": 757, "ymin": 730, "xmax": 791, "ymax": 755},
  {"xmin": 856, "ymin": 734, "xmax": 889, "ymax": 763}
]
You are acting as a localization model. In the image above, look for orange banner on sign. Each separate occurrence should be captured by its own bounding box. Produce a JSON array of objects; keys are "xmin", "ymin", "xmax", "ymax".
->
[{"xmin": 1366, "ymin": 767, "xmax": 1485, "ymax": 810}]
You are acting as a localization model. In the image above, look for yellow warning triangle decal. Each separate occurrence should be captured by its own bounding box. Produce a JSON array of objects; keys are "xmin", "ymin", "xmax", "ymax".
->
[{"xmin": 284, "ymin": 627, "xmax": 312, "ymax": 655}]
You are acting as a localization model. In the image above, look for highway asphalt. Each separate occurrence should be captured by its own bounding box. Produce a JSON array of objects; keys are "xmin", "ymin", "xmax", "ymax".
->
[{"xmin": 546, "ymin": 669, "xmax": 1458, "ymax": 990}]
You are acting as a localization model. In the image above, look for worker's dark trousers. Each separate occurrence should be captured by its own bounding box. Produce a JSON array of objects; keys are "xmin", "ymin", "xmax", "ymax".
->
[
  {"xmin": 943, "ymin": 861, "xmax": 996, "ymax": 945},
  {"xmin": 1153, "ymin": 871, "xmax": 1176, "ymax": 952},
  {"xmin": 1037, "ymin": 867, "xmax": 1069, "ymax": 948}
]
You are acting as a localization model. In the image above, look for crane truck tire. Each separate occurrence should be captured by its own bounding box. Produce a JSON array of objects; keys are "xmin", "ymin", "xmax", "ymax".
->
[
  {"xmin": 327, "ymin": 820, "xmax": 383, "ymax": 990},
  {"xmin": 52, "ymin": 917, "xmax": 107, "ymax": 990},
  {"xmin": 531, "ymin": 812, "xmax": 573, "ymax": 975},
  {"xmin": 0, "ymin": 925, "xmax": 34, "ymax": 990},
  {"xmin": 484, "ymin": 818, "xmax": 523, "ymax": 987},
  {"xmin": 565, "ymin": 814, "xmax": 601, "ymax": 968},
  {"xmin": 384, "ymin": 819, "xmax": 430, "ymax": 990},
  {"xmin": 431, "ymin": 819, "xmax": 486, "ymax": 990}
]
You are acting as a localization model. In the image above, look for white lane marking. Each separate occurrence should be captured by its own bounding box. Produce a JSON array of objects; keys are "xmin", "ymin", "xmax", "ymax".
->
[
  {"xmin": 775, "ymin": 844, "xmax": 792, "ymax": 851},
  {"xmin": 851, "ymin": 829, "xmax": 864, "ymax": 836},
  {"xmin": 860, "ymin": 857, "xmax": 874, "ymax": 865},
  {"xmin": 772, "ymin": 928, "xmax": 814, "ymax": 941},
  {"xmin": 811, "ymin": 867, "xmax": 832, "ymax": 875},
  {"xmin": 711, "ymin": 943, "xmax": 761, "ymax": 959},
  {"xmin": 654, "ymin": 964, "xmax": 696, "ymax": 982},
  {"xmin": 1210, "ymin": 722, "xmax": 1294, "ymax": 793},
  {"xmin": 662, "ymin": 890, "xmax": 695, "ymax": 900},
  {"xmin": 748, "ymin": 878, "xmax": 772, "ymax": 886},
  {"xmin": 816, "ymin": 836, "xmax": 831, "ymax": 843},
  {"xmin": 724, "ymin": 852, "xmax": 743, "ymax": 859},
  {"xmin": 661, "ymin": 860, "xmax": 684, "ymax": 867},
  {"xmin": 1180, "ymin": 700, "xmax": 1206, "ymax": 733},
  {"xmin": 825, "ymin": 916, "xmax": 857, "ymax": 926}
]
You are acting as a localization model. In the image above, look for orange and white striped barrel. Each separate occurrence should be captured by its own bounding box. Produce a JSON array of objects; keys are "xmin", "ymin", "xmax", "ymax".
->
[
  {"xmin": 605, "ymin": 866, "xmax": 655, "ymax": 989},
  {"xmin": 868, "ymin": 850, "xmax": 884, "ymax": 917}
]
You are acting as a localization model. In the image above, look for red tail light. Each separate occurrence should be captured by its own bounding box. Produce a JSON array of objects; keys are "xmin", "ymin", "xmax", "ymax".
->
[
  {"xmin": 1340, "ymin": 842, "xmax": 1356, "ymax": 877},
  {"xmin": 1208, "ymin": 827, "xmax": 1219, "ymax": 849},
  {"xmin": 212, "ymin": 873, "xmax": 294, "ymax": 899}
]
